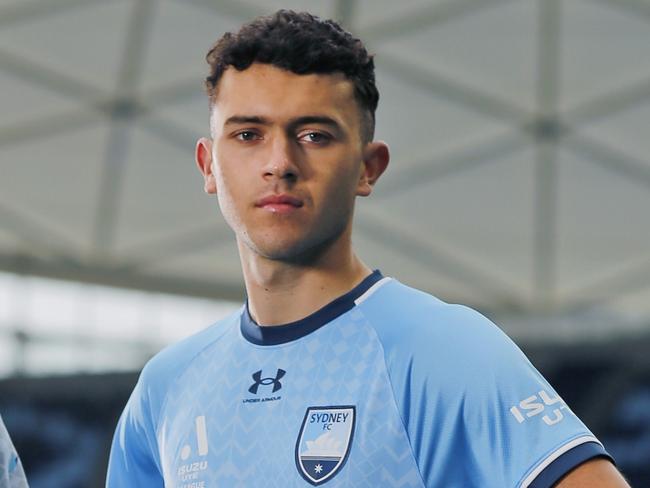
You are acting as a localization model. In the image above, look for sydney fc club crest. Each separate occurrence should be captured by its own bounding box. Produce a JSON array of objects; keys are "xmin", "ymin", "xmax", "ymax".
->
[{"xmin": 295, "ymin": 406, "xmax": 355, "ymax": 485}]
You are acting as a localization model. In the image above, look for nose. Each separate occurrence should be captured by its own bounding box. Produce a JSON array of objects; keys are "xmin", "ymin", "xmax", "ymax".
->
[{"xmin": 263, "ymin": 134, "xmax": 299, "ymax": 181}]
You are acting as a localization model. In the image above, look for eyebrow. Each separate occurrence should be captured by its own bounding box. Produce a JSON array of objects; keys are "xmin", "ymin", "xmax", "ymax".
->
[
  {"xmin": 287, "ymin": 116, "xmax": 342, "ymax": 131},
  {"xmin": 224, "ymin": 115, "xmax": 271, "ymax": 126},
  {"xmin": 223, "ymin": 115, "xmax": 343, "ymax": 132}
]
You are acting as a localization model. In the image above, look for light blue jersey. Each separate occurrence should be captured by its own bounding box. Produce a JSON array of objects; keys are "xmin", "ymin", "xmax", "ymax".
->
[{"xmin": 107, "ymin": 271, "xmax": 610, "ymax": 487}]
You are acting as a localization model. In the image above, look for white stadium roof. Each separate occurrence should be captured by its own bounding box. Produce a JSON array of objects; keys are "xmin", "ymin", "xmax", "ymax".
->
[{"xmin": 0, "ymin": 0, "xmax": 649, "ymax": 340}]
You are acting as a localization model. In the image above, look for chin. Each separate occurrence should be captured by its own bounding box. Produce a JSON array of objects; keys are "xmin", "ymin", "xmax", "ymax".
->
[
  {"xmin": 246, "ymin": 231, "xmax": 343, "ymax": 264},
  {"xmin": 250, "ymin": 241, "xmax": 313, "ymax": 262}
]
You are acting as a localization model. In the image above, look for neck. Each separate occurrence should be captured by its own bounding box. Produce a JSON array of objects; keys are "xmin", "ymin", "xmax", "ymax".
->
[{"xmin": 240, "ymin": 230, "xmax": 372, "ymax": 326}]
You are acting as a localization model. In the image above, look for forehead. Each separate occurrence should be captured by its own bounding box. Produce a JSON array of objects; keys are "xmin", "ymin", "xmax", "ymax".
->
[{"xmin": 210, "ymin": 63, "xmax": 359, "ymax": 129}]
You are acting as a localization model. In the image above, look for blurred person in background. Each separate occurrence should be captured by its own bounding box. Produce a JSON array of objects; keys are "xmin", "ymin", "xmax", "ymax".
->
[
  {"xmin": 0, "ymin": 415, "xmax": 28, "ymax": 488},
  {"xmin": 107, "ymin": 9, "xmax": 630, "ymax": 487}
]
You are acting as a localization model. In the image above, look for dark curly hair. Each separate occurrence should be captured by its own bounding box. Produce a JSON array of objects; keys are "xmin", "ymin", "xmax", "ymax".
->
[{"xmin": 205, "ymin": 10, "xmax": 378, "ymax": 142}]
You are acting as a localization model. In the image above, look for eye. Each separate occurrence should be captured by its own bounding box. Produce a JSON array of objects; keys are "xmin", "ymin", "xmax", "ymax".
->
[
  {"xmin": 300, "ymin": 132, "xmax": 331, "ymax": 144},
  {"xmin": 235, "ymin": 130, "xmax": 260, "ymax": 141}
]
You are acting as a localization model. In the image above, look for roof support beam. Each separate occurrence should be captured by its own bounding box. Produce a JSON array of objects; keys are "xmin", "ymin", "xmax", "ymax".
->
[
  {"xmin": 375, "ymin": 131, "xmax": 527, "ymax": 199},
  {"xmin": 116, "ymin": 225, "xmax": 233, "ymax": 272},
  {"xmin": 564, "ymin": 133, "xmax": 650, "ymax": 191},
  {"xmin": 0, "ymin": 252, "xmax": 245, "ymax": 302},
  {"xmin": 356, "ymin": 209, "xmax": 526, "ymax": 310},
  {"xmin": 589, "ymin": 0, "xmax": 650, "ymax": 23},
  {"xmin": 0, "ymin": 109, "xmax": 102, "ymax": 148},
  {"xmin": 360, "ymin": 0, "xmax": 512, "ymax": 44},
  {"xmin": 0, "ymin": 0, "xmax": 104, "ymax": 29},
  {"xmin": 0, "ymin": 47, "xmax": 106, "ymax": 102},
  {"xmin": 566, "ymin": 77, "xmax": 650, "ymax": 125},
  {"xmin": 559, "ymin": 257, "xmax": 650, "ymax": 312},
  {"xmin": 532, "ymin": 0, "xmax": 562, "ymax": 309},
  {"xmin": 0, "ymin": 202, "xmax": 81, "ymax": 258},
  {"xmin": 334, "ymin": 0, "xmax": 356, "ymax": 29},
  {"xmin": 93, "ymin": 0, "xmax": 156, "ymax": 255},
  {"xmin": 182, "ymin": 0, "xmax": 266, "ymax": 21},
  {"xmin": 378, "ymin": 53, "xmax": 530, "ymax": 124}
]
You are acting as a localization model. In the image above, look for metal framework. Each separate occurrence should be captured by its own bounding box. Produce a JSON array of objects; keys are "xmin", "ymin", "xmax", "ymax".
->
[{"xmin": 0, "ymin": 0, "xmax": 649, "ymax": 317}]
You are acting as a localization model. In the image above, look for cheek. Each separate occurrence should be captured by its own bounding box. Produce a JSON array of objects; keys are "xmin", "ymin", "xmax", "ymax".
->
[
  {"xmin": 326, "ymin": 162, "xmax": 361, "ymax": 201},
  {"xmin": 214, "ymin": 148, "xmax": 241, "ymax": 198},
  {"xmin": 213, "ymin": 160, "xmax": 245, "ymax": 226},
  {"xmin": 311, "ymin": 165, "xmax": 360, "ymax": 226}
]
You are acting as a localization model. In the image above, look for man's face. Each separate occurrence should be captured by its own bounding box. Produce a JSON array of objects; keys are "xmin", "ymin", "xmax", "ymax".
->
[{"xmin": 201, "ymin": 63, "xmax": 377, "ymax": 262}]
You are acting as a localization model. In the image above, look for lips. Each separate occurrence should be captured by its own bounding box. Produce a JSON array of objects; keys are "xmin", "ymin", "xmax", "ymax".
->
[
  {"xmin": 255, "ymin": 194, "xmax": 304, "ymax": 213},
  {"xmin": 256, "ymin": 194, "xmax": 303, "ymax": 207}
]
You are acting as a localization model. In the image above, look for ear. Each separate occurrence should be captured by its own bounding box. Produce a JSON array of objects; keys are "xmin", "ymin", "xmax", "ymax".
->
[
  {"xmin": 195, "ymin": 137, "xmax": 217, "ymax": 194},
  {"xmin": 356, "ymin": 141, "xmax": 390, "ymax": 197}
]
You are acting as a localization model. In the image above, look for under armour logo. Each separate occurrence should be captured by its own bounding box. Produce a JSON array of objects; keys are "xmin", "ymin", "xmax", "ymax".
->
[{"xmin": 249, "ymin": 369, "xmax": 286, "ymax": 394}]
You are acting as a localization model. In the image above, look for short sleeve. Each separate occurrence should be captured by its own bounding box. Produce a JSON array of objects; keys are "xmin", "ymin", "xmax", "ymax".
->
[
  {"xmin": 106, "ymin": 366, "xmax": 164, "ymax": 488},
  {"xmin": 366, "ymin": 295, "xmax": 612, "ymax": 488},
  {"xmin": 0, "ymin": 415, "xmax": 29, "ymax": 488}
]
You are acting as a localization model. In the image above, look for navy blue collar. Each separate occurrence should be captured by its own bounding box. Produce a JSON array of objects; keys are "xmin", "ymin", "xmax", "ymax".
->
[{"xmin": 240, "ymin": 270, "xmax": 384, "ymax": 346}]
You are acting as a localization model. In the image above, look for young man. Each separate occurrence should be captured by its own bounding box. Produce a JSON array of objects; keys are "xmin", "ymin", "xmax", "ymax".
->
[
  {"xmin": 107, "ymin": 10, "xmax": 629, "ymax": 487},
  {"xmin": 0, "ymin": 415, "xmax": 28, "ymax": 488}
]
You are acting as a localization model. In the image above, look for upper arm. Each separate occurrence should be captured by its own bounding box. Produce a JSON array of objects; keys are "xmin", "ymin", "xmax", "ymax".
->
[
  {"xmin": 555, "ymin": 458, "xmax": 629, "ymax": 487},
  {"xmin": 369, "ymin": 299, "xmax": 614, "ymax": 487}
]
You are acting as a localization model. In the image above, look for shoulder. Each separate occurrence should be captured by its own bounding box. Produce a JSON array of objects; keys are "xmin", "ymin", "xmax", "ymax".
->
[
  {"xmin": 119, "ymin": 308, "xmax": 241, "ymax": 437},
  {"xmin": 139, "ymin": 307, "xmax": 241, "ymax": 395},
  {"xmin": 358, "ymin": 279, "xmax": 520, "ymax": 371},
  {"xmin": 108, "ymin": 308, "xmax": 242, "ymax": 482},
  {"xmin": 128, "ymin": 307, "xmax": 241, "ymax": 431},
  {"xmin": 0, "ymin": 416, "xmax": 27, "ymax": 488}
]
